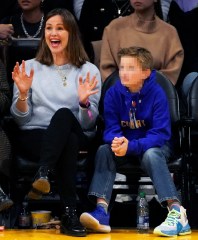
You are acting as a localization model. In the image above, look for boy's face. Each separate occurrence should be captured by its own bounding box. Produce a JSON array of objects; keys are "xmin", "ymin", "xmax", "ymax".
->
[{"xmin": 119, "ymin": 56, "xmax": 150, "ymax": 93}]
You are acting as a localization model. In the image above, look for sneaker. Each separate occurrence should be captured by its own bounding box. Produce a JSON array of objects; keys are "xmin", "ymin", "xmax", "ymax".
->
[
  {"xmin": 153, "ymin": 206, "xmax": 191, "ymax": 236},
  {"xmin": 80, "ymin": 205, "xmax": 111, "ymax": 233}
]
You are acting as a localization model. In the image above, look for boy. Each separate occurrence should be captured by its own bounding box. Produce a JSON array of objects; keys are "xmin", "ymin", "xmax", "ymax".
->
[{"xmin": 80, "ymin": 46, "xmax": 191, "ymax": 237}]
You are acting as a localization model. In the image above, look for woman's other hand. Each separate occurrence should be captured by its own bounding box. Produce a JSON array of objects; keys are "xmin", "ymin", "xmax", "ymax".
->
[{"xmin": 78, "ymin": 72, "xmax": 98, "ymax": 104}]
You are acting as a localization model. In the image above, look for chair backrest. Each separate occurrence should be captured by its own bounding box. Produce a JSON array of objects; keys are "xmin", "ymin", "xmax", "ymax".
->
[
  {"xmin": 155, "ymin": 71, "xmax": 180, "ymax": 125},
  {"xmin": 5, "ymin": 38, "xmax": 40, "ymax": 84},
  {"xmin": 187, "ymin": 76, "xmax": 198, "ymax": 122}
]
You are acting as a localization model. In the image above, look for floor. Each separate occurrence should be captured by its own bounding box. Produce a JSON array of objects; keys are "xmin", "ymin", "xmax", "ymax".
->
[{"xmin": 0, "ymin": 229, "xmax": 196, "ymax": 240}]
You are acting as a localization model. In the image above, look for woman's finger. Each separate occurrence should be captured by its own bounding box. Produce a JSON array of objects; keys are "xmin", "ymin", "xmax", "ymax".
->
[
  {"xmin": 21, "ymin": 60, "xmax": 25, "ymax": 73},
  {"xmin": 85, "ymin": 72, "xmax": 90, "ymax": 83},
  {"xmin": 90, "ymin": 79, "xmax": 98, "ymax": 89},
  {"xmin": 78, "ymin": 76, "xmax": 83, "ymax": 85},
  {"xmin": 29, "ymin": 68, "xmax": 34, "ymax": 79},
  {"xmin": 89, "ymin": 75, "xmax": 96, "ymax": 86}
]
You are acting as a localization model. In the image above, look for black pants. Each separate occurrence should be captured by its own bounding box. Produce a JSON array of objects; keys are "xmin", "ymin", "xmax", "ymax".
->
[{"xmin": 14, "ymin": 108, "xmax": 89, "ymax": 206}]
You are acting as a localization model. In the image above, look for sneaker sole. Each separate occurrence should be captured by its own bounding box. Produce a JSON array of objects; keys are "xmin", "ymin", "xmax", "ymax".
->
[
  {"xmin": 80, "ymin": 213, "xmax": 111, "ymax": 233},
  {"xmin": 0, "ymin": 200, "xmax": 13, "ymax": 212},
  {"xmin": 32, "ymin": 178, "xmax": 50, "ymax": 194},
  {"xmin": 153, "ymin": 228, "xmax": 192, "ymax": 237},
  {"xmin": 179, "ymin": 229, "xmax": 192, "ymax": 236}
]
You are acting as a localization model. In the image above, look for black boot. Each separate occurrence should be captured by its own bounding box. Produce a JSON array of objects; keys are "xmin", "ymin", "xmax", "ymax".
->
[
  {"xmin": 0, "ymin": 186, "xmax": 13, "ymax": 212},
  {"xmin": 61, "ymin": 206, "xmax": 87, "ymax": 237},
  {"xmin": 27, "ymin": 166, "xmax": 51, "ymax": 200}
]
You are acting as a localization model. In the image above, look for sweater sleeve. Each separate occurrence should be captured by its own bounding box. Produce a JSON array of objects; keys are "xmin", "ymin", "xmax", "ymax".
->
[
  {"xmin": 10, "ymin": 83, "xmax": 32, "ymax": 126},
  {"xmin": 159, "ymin": 27, "xmax": 184, "ymax": 85},
  {"xmin": 100, "ymin": 27, "xmax": 118, "ymax": 82},
  {"xmin": 78, "ymin": 63, "xmax": 102, "ymax": 130}
]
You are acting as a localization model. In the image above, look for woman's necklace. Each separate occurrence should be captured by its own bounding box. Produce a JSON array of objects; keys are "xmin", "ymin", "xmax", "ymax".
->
[
  {"xmin": 21, "ymin": 13, "xmax": 44, "ymax": 38},
  {"xmin": 112, "ymin": 0, "xmax": 131, "ymax": 17},
  {"xmin": 55, "ymin": 65, "xmax": 72, "ymax": 87}
]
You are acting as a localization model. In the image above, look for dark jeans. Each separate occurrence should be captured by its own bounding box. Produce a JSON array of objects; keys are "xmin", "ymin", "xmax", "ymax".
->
[{"xmin": 13, "ymin": 108, "xmax": 89, "ymax": 206}]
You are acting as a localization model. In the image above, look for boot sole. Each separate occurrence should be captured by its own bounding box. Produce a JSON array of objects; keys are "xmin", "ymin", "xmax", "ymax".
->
[
  {"xmin": 0, "ymin": 199, "xmax": 13, "ymax": 212},
  {"xmin": 80, "ymin": 213, "xmax": 111, "ymax": 233},
  {"xmin": 60, "ymin": 226, "xmax": 87, "ymax": 237},
  {"xmin": 32, "ymin": 178, "xmax": 50, "ymax": 194}
]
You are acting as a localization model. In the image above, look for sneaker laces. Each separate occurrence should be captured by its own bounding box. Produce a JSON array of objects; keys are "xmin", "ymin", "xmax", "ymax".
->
[{"xmin": 163, "ymin": 209, "xmax": 181, "ymax": 227}]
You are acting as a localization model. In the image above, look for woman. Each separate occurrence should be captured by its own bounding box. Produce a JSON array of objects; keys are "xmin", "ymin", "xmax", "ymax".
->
[
  {"xmin": 10, "ymin": 8, "xmax": 101, "ymax": 236},
  {"xmin": 0, "ymin": 59, "xmax": 13, "ymax": 212},
  {"xmin": 100, "ymin": 0, "xmax": 184, "ymax": 85},
  {"xmin": 1, "ymin": 0, "xmax": 45, "ymax": 38}
]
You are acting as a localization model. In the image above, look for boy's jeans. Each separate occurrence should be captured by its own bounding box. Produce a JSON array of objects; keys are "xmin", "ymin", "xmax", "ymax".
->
[{"xmin": 88, "ymin": 144, "xmax": 180, "ymax": 206}]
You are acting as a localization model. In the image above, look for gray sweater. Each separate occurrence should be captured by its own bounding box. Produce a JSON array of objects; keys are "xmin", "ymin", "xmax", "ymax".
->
[{"xmin": 11, "ymin": 59, "xmax": 102, "ymax": 138}]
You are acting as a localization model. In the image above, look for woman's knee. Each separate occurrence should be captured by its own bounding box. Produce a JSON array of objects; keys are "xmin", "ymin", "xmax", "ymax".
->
[
  {"xmin": 54, "ymin": 108, "xmax": 72, "ymax": 118},
  {"xmin": 50, "ymin": 108, "xmax": 74, "ymax": 125}
]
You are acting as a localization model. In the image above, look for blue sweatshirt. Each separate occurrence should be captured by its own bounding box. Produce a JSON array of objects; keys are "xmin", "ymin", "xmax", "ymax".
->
[{"xmin": 103, "ymin": 70, "xmax": 171, "ymax": 156}]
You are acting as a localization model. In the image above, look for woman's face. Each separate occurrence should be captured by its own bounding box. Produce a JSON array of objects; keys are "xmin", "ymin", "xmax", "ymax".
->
[
  {"xmin": 45, "ymin": 15, "xmax": 69, "ymax": 58},
  {"xmin": 130, "ymin": 0, "xmax": 155, "ymax": 11},
  {"xmin": 18, "ymin": 0, "xmax": 42, "ymax": 10}
]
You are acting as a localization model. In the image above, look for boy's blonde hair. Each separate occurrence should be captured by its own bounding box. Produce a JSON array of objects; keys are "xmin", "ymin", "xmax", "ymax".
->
[{"xmin": 117, "ymin": 46, "xmax": 153, "ymax": 70}]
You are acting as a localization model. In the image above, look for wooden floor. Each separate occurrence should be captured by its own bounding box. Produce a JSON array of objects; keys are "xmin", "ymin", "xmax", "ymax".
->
[{"xmin": 0, "ymin": 229, "xmax": 197, "ymax": 240}]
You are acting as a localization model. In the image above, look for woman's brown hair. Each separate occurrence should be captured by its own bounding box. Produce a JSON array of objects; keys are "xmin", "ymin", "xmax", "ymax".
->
[{"xmin": 36, "ymin": 8, "xmax": 89, "ymax": 68}]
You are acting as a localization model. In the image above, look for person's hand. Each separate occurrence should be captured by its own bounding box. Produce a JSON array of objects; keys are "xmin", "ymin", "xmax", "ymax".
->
[
  {"xmin": 12, "ymin": 60, "xmax": 34, "ymax": 96},
  {"xmin": 0, "ymin": 24, "xmax": 14, "ymax": 39},
  {"xmin": 111, "ymin": 136, "xmax": 128, "ymax": 156},
  {"xmin": 78, "ymin": 72, "xmax": 99, "ymax": 104}
]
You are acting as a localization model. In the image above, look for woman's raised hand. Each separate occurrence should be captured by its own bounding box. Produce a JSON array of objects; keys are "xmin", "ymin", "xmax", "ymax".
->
[
  {"xmin": 78, "ymin": 72, "xmax": 98, "ymax": 104},
  {"xmin": 12, "ymin": 60, "xmax": 34, "ymax": 95}
]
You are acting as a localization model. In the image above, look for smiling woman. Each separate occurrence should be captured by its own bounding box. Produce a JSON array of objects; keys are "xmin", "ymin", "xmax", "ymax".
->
[
  {"xmin": 44, "ymin": 15, "xmax": 69, "ymax": 64},
  {"xmin": 10, "ymin": 8, "xmax": 101, "ymax": 237}
]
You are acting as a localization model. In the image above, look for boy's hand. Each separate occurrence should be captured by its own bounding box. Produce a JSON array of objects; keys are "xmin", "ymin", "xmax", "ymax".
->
[{"xmin": 111, "ymin": 137, "xmax": 128, "ymax": 156}]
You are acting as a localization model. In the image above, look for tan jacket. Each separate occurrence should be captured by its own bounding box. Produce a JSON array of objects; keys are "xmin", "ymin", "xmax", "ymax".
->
[{"xmin": 100, "ymin": 13, "xmax": 184, "ymax": 85}]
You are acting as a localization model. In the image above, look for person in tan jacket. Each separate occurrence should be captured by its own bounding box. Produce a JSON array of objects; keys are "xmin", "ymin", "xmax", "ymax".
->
[{"xmin": 100, "ymin": 0, "xmax": 184, "ymax": 85}]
